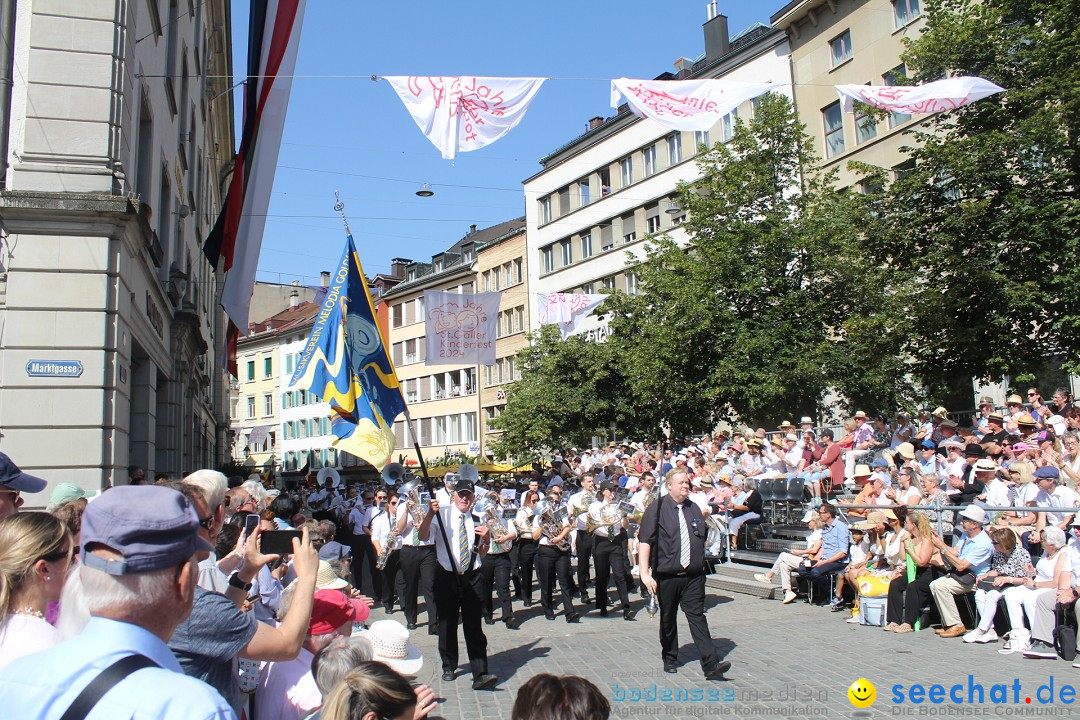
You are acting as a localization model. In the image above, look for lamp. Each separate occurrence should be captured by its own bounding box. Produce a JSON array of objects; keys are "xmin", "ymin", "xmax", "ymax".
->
[
  {"xmin": 416, "ymin": 183, "xmax": 434, "ymax": 197},
  {"xmin": 665, "ymin": 201, "xmax": 683, "ymax": 215}
]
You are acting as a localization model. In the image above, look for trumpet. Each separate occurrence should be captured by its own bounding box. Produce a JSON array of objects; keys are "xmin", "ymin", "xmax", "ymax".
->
[
  {"xmin": 535, "ymin": 499, "xmax": 571, "ymax": 551},
  {"xmin": 376, "ymin": 529, "xmax": 402, "ymax": 570},
  {"xmin": 398, "ymin": 480, "xmax": 428, "ymax": 525}
]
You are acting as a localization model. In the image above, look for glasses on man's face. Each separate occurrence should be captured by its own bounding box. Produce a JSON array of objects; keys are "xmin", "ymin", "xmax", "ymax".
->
[
  {"xmin": 197, "ymin": 515, "xmax": 214, "ymax": 531},
  {"xmin": 1028, "ymin": 392, "xmax": 1037, "ymax": 397},
  {"xmin": 376, "ymin": 495, "xmax": 387, "ymax": 502}
]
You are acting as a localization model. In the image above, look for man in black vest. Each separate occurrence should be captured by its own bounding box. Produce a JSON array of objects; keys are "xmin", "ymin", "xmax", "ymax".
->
[{"xmin": 638, "ymin": 470, "xmax": 729, "ymax": 679}]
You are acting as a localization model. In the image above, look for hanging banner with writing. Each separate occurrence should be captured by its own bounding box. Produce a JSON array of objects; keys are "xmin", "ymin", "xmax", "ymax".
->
[
  {"xmin": 385, "ymin": 76, "xmax": 546, "ymax": 160},
  {"xmin": 835, "ymin": 76, "xmax": 1004, "ymax": 115},
  {"xmin": 424, "ymin": 290, "xmax": 501, "ymax": 365},
  {"xmin": 611, "ymin": 78, "xmax": 774, "ymax": 132},
  {"xmin": 534, "ymin": 293, "xmax": 607, "ymax": 340}
]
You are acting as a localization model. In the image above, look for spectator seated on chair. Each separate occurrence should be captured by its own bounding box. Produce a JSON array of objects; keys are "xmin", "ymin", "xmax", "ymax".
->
[
  {"xmin": 796, "ymin": 504, "xmax": 849, "ymax": 605},
  {"xmin": 928, "ymin": 505, "xmax": 994, "ymax": 639},
  {"xmin": 1002, "ymin": 526, "xmax": 1071, "ymax": 658},
  {"xmin": 726, "ymin": 477, "xmax": 762, "ymax": 551},
  {"xmin": 839, "ymin": 466, "xmax": 875, "ymax": 519},
  {"xmin": 884, "ymin": 512, "xmax": 938, "ymax": 633},
  {"xmin": 754, "ymin": 511, "xmax": 822, "ymax": 605},
  {"xmin": 835, "ymin": 524, "xmax": 871, "ymax": 618},
  {"xmin": 963, "ymin": 527, "xmax": 1034, "ymax": 644}
]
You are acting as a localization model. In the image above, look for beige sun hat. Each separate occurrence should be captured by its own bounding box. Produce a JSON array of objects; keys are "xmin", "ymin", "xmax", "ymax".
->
[
  {"xmin": 358, "ymin": 619, "xmax": 424, "ymax": 675},
  {"xmin": 315, "ymin": 560, "xmax": 349, "ymax": 590}
]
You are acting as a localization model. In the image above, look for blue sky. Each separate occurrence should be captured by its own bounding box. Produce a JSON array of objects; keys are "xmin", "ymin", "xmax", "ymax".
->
[{"xmin": 238, "ymin": 1, "xmax": 773, "ymax": 285}]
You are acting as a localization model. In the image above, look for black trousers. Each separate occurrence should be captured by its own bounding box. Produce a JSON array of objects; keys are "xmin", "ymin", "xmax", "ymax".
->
[
  {"xmin": 434, "ymin": 566, "xmax": 488, "ymax": 678},
  {"xmin": 480, "ymin": 552, "xmax": 514, "ymax": 620},
  {"xmin": 593, "ymin": 533, "xmax": 631, "ymax": 611},
  {"xmin": 509, "ymin": 541, "xmax": 523, "ymax": 598},
  {"xmin": 350, "ymin": 534, "xmax": 381, "ymax": 599},
  {"xmin": 517, "ymin": 540, "xmax": 538, "ymax": 601},
  {"xmin": 536, "ymin": 544, "xmax": 576, "ymax": 616},
  {"xmin": 378, "ymin": 551, "xmax": 405, "ymax": 610},
  {"xmin": 657, "ymin": 572, "xmax": 718, "ymax": 669},
  {"xmin": 576, "ymin": 531, "xmax": 594, "ymax": 596},
  {"xmin": 887, "ymin": 566, "xmax": 937, "ymax": 625},
  {"xmin": 400, "ymin": 545, "xmax": 437, "ymax": 630}
]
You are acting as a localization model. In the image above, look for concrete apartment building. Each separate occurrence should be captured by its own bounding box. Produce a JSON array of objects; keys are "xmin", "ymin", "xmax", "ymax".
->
[
  {"xmin": 523, "ymin": 11, "xmax": 791, "ymax": 340},
  {"xmin": 0, "ymin": 0, "xmax": 234, "ymax": 495},
  {"xmin": 382, "ymin": 219, "xmax": 525, "ymax": 465},
  {"xmin": 475, "ymin": 225, "xmax": 528, "ymax": 453},
  {"xmin": 770, "ymin": 0, "xmax": 927, "ymax": 189}
]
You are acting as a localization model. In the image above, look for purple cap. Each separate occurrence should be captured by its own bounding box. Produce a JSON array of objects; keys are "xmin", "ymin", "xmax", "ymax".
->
[
  {"xmin": 80, "ymin": 485, "xmax": 213, "ymax": 575},
  {"xmin": 0, "ymin": 452, "xmax": 47, "ymax": 493},
  {"xmin": 546, "ymin": 476, "xmax": 564, "ymax": 488}
]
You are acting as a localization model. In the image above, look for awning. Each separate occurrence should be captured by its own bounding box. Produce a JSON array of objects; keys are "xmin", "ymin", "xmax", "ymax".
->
[{"xmin": 247, "ymin": 425, "xmax": 273, "ymax": 445}]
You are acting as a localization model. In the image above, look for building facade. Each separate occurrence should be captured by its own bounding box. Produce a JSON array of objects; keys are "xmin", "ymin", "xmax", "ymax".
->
[
  {"xmin": 474, "ymin": 225, "xmax": 528, "ymax": 455},
  {"xmin": 382, "ymin": 220, "xmax": 524, "ymax": 465},
  {"xmin": 0, "ymin": 0, "xmax": 234, "ymax": 495},
  {"xmin": 770, "ymin": 0, "xmax": 927, "ymax": 190},
  {"xmin": 523, "ymin": 13, "xmax": 791, "ymax": 340}
]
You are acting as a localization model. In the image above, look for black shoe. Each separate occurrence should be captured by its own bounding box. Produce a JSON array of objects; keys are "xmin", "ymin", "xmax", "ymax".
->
[
  {"xmin": 484, "ymin": 616, "xmax": 496, "ymax": 626},
  {"xmin": 664, "ymin": 662, "xmax": 678, "ymax": 674},
  {"xmin": 441, "ymin": 670, "xmax": 456, "ymax": 682},
  {"xmin": 428, "ymin": 625, "xmax": 438, "ymax": 636},
  {"xmin": 406, "ymin": 622, "xmax": 418, "ymax": 630},
  {"xmin": 524, "ymin": 597, "xmax": 534, "ymax": 607},
  {"xmin": 566, "ymin": 612, "xmax": 581, "ymax": 623},
  {"xmin": 504, "ymin": 616, "xmax": 520, "ymax": 629},
  {"xmin": 545, "ymin": 611, "xmax": 556, "ymax": 621},
  {"xmin": 599, "ymin": 608, "xmax": 609, "ymax": 617},
  {"xmin": 623, "ymin": 609, "xmax": 636, "ymax": 621},
  {"xmin": 703, "ymin": 660, "xmax": 732, "ymax": 680},
  {"xmin": 472, "ymin": 674, "xmax": 499, "ymax": 691},
  {"xmin": 385, "ymin": 606, "xmax": 396, "ymax": 615},
  {"xmin": 581, "ymin": 596, "xmax": 592, "ymax": 605}
]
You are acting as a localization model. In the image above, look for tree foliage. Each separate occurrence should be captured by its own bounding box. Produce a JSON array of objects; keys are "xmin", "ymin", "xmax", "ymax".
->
[{"xmin": 858, "ymin": 0, "xmax": 1080, "ymax": 389}]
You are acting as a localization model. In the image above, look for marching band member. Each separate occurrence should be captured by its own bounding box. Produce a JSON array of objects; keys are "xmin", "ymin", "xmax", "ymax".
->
[
  {"xmin": 568, "ymin": 473, "xmax": 598, "ymax": 604},
  {"xmin": 398, "ymin": 484, "xmax": 438, "ymax": 636},
  {"xmin": 370, "ymin": 492, "xmax": 402, "ymax": 614},
  {"xmin": 478, "ymin": 494, "xmax": 519, "ymax": 629},
  {"xmin": 534, "ymin": 491, "xmax": 581, "ymax": 623},
  {"xmin": 514, "ymin": 491, "xmax": 541, "ymax": 606},
  {"xmin": 588, "ymin": 481, "xmax": 634, "ymax": 620}
]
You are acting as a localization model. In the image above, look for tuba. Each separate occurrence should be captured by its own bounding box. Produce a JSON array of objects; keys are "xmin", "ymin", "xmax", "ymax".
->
[
  {"xmin": 535, "ymin": 499, "xmax": 571, "ymax": 551},
  {"xmin": 398, "ymin": 479, "xmax": 428, "ymax": 525},
  {"xmin": 376, "ymin": 529, "xmax": 403, "ymax": 570},
  {"xmin": 382, "ymin": 463, "xmax": 407, "ymax": 486},
  {"xmin": 473, "ymin": 494, "xmax": 510, "ymax": 553}
]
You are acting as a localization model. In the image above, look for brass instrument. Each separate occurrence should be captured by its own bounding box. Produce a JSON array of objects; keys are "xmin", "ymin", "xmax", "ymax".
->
[
  {"xmin": 382, "ymin": 462, "xmax": 408, "ymax": 486},
  {"xmin": 535, "ymin": 499, "xmax": 571, "ymax": 551},
  {"xmin": 473, "ymin": 495, "xmax": 510, "ymax": 552},
  {"xmin": 376, "ymin": 529, "xmax": 402, "ymax": 570},
  {"xmin": 629, "ymin": 486, "xmax": 658, "ymax": 524},
  {"xmin": 398, "ymin": 480, "xmax": 429, "ymax": 525},
  {"xmin": 586, "ymin": 501, "xmax": 630, "ymax": 535}
]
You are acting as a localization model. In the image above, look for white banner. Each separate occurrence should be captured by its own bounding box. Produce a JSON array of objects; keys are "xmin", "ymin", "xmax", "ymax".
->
[
  {"xmin": 611, "ymin": 78, "xmax": 775, "ymax": 132},
  {"xmin": 385, "ymin": 76, "xmax": 545, "ymax": 160},
  {"xmin": 835, "ymin": 76, "xmax": 1004, "ymax": 114},
  {"xmin": 424, "ymin": 290, "xmax": 501, "ymax": 365},
  {"xmin": 534, "ymin": 293, "xmax": 607, "ymax": 340}
]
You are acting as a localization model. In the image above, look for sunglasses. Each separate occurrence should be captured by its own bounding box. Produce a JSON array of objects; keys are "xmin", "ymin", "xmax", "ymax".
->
[{"xmin": 197, "ymin": 515, "xmax": 214, "ymax": 531}]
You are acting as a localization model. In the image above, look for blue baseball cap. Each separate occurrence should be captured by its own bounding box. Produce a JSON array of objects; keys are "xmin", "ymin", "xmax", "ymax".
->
[
  {"xmin": 921, "ymin": 440, "xmax": 936, "ymax": 450},
  {"xmin": 546, "ymin": 475, "xmax": 564, "ymax": 488},
  {"xmin": 1034, "ymin": 466, "xmax": 1060, "ymax": 480},
  {"xmin": 80, "ymin": 485, "xmax": 213, "ymax": 575},
  {"xmin": 871, "ymin": 457, "xmax": 890, "ymax": 468},
  {"xmin": 0, "ymin": 452, "xmax": 47, "ymax": 493}
]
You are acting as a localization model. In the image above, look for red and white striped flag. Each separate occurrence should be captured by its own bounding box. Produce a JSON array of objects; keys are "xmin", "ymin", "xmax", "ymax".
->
[{"xmin": 204, "ymin": 0, "xmax": 307, "ymax": 375}]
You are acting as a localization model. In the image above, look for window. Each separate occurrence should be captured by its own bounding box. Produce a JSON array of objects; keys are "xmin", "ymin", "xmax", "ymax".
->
[
  {"xmin": 557, "ymin": 186, "xmax": 571, "ymax": 215},
  {"xmin": 626, "ymin": 272, "xmax": 639, "ymax": 295},
  {"xmin": 884, "ymin": 65, "xmax": 912, "ymax": 128},
  {"xmin": 542, "ymin": 247, "xmax": 554, "ymax": 273},
  {"xmin": 405, "ymin": 338, "xmax": 418, "ymax": 364},
  {"xmin": 246, "ymin": 396, "xmax": 255, "ymax": 418},
  {"xmin": 694, "ymin": 130, "xmax": 710, "ymax": 150},
  {"xmin": 667, "ymin": 134, "xmax": 682, "ymax": 165},
  {"xmin": 514, "ymin": 307, "xmax": 524, "ymax": 335},
  {"xmin": 286, "ymin": 353, "xmax": 294, "ymax": 375},
  {"xmin": 512, "ymin": 259, "xmax": 523, "ymax": 284},
  {"xmin": 855, "ymin": 103, "xmax": 877, "ymax": 144},
  {"xmin": 721, "ymin": 109, "xmax": 738, "ymax": 142},
  {"xmin": 622, "ymin": 214, "xmax": 636, "ymax": 244},
  {"xmin": 646, "ymin": 215, "xmax": 660, "ymax": 234},
  {"xmin": 893, "ymin": 0, "xmax": 920, "ymax": 28},
  {"xmin": 823, "ymin": 102, "xmax": 845, "ymax": 158},
  {"xmin": 582, "ymin": 283, "xmax": 594, "ymax": 294},
  {"xmin": 602, "ymin": 277, "xmax": 615, "ymax": 290},
  {"xmin": 619, "ymin": 156, "xmax": 633, "ymax": 187},
  {"xmin": 281, "ymin": 393, "xmax": 290, "ymax": 410},
  {"xmin": 246, "ymin": 360, "xmax": 255, "ymax": 382},
  {"xmin": 580, "ymin": 234, "xmax": 593, "ymax": 259},
  {"xmin": 893, "ymin": 159, "xmax": 917, "ymax": 181},
  {"xmin": 561, "ymin": 240, "xmax": 573, "ymax": 267},
  {"xmin": 601, "ymin": 225, "xmax": 614, "ymax": 252},
  {"xmin": 392, "ymin": 303, "xmax": 403, "ymax": 328},
  {"xmin": 578, "ymin": 179, "xmax": 590, "ymax": 207},
  {"xmin": 643, "ymin": 145, "xmax": 657, "ymax": 177},
  {"xmin": 830, "ymin": 30, "xmax": 852, "ymax": 67},
  {"xmin": 263, "ymin": 357, "xmax": 272, "ymax": 378},
  {"xmin": 263, "ymin": 393, "xmax": 273, "ymax": 416},
  {"xmin": 540, "ymin": 196, "xmax": 552, "ymax": 224}
]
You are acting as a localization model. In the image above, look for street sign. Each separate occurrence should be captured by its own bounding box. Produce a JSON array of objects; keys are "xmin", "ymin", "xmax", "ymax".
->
[
  {"xmin": 468, "ymin": 441, "xmax": 481, "ymax": 455},
  {"xmin": 25, "ymin": 360, "xmax": 84, "ymax": 378}
]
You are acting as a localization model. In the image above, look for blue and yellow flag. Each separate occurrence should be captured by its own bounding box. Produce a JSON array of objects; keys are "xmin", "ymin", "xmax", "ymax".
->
[{"xmin": 290, "ymin": 236, "xmax": 406, "ymax": 469}]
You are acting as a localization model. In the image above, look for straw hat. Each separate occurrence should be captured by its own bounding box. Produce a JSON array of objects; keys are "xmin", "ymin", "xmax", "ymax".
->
[
  {"xmin": 315, "ymin": 560, "xmax": 349, "ymax": 590},
  {"xmin": 358, "ymin": 620, "xmax": 424, "ymax": 675},
  {"xmin": 852, "ymin": 464, "xmax": 872, "ymax": 478}
]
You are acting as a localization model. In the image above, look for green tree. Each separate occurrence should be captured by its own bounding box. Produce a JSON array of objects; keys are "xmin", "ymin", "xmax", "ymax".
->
[
  {"xmin": 601, "ymin": 93, "xmax": 899, "ymax": 430},
  {"xmin": 490, "ymin": 325, "xmax": 624, "ymax": 459},
  {"xmin": 857, "ymin": 0, "xmax": 1080, "ymax": 391}
]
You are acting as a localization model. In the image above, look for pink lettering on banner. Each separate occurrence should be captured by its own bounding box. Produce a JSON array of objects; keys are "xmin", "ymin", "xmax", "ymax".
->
[
  {"xmin": 625, "ymin": 83, "xmax": 718, "ymax": 118},
  {"xmin": 404, "ymin": 76, "xmax": 516, "ymax": 145},
  {"xmin": 856, "ymin": 86, "xmax": 964, "ymax": 114}
]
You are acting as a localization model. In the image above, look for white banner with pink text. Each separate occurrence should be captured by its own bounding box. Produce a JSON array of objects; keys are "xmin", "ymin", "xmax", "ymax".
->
[
  {"xmin": 835, "ymin": 76, "xmax": 1004, "ymax": 115},
  {"xmin": 611, "ymin": 78, "xmax": 775, "ymax": 132},
  {"xmin": 534, "ymin": 293, "xmax": 607, "ymax": 340},
  {"xmin": 424, "ymin": 290, "xmax": 501, "ymax": 365}
]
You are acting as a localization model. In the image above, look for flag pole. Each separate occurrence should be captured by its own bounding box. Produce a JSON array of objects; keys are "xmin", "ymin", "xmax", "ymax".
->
[{"xmin": 333, "ymin": 192, "xmax": 460, "ymax": 577}]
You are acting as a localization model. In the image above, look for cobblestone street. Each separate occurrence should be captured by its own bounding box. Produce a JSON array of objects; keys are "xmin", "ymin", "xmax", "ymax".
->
[{"xmin": 380, "ymin": 590, "xmax": 1080, "ymax": 720}]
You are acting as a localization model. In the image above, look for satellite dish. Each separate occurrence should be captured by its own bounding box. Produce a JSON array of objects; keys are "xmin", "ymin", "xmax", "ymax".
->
[{"xmin": 317, "ymin": 467, "xmax": 341, "ymax": 488}]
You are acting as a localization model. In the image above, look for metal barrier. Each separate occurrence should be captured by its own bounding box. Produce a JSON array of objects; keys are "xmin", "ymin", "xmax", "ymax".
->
[{"xmin": 827, "ymin": 502, "xmax": 1077, "ymax": 539}]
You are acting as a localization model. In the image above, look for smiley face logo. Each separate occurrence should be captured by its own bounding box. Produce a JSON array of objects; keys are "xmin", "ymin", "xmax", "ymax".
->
[{"xmin": 848, "ymin": 678, "xmax": 876, "ymax": 708}]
